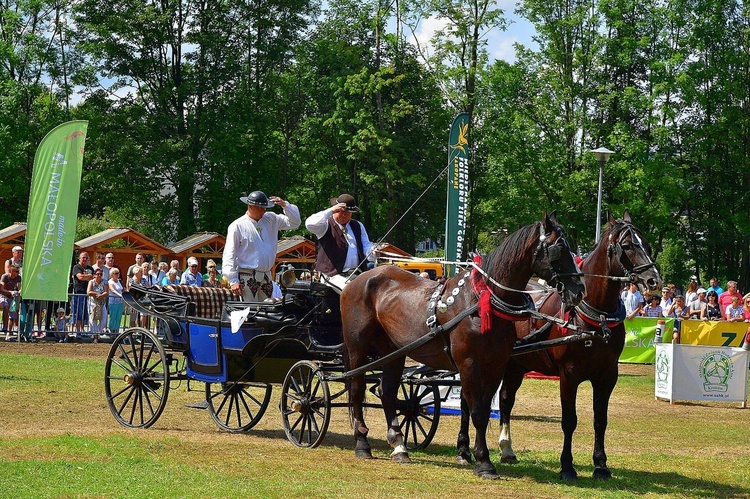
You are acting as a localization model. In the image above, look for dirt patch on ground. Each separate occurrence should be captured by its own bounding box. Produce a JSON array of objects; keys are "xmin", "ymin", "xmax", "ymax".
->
[{"xmin": 0, "ymin": 338, "xmax": 111, "ymax": 360}]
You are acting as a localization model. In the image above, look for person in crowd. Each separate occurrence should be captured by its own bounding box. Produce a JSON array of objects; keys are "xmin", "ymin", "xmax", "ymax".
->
[
  {"xmin": 684, "ymin": 277, "xmax": 699, "ymax": 307},
  {"xmin": 159, "ymin": 261, "xmax": 169, "ymax": 277},
  {"xmin": 148, "ymin": 260, "xmax": 164, "ymax": 287},
  {"xmin": 642, "ymin": 294, "xmax": 663, "ymax": 317},
  {"xmin": 128, "ymin": 266, "xmax": 149, "ymax": 328},
  {"xmin": 1, "ymin": 263, "xmax": 22, "ymax": 340},
  {"xmin": 202, "ymin": 263, "xmax": 222, "ymax": 288},
  {"xmin": 223, "ymin": 190, "xmax": 300, "ymax": 301},
  {"xmin": 170, "ymin": 259, "xmax": 181, "ymax": 274},
  {"xmin": 107, "ymin": 268, "xmax": 125, "ymax": 335},
  {"xmin": 91, "ymin": 253, "xmax": 110, "ymax": 331},
  {"xmin": 742, "ymin": 293, "xmax": 750, "ymax": 322},
  {"xmin": 127, "ymin": 253, "xmax": 146, "ymax": 278},
  {"xmin": 419, "ymin": 271, "xmax": 431, "ymax": 279},
  {"xmin": 667, "ymin": 295, "xmax": 689, "ymax": 335},
  {"xmin": 202, "ymin": 259, "xmax": 219, "ymax": 280},
  {"xmin": 87, "ymin": 268, "xmax": 108, "ymax": 341},
  {"xmin": 103, "ymin": 253, "xmax": 119, "ymax": 277},
  {"xmin": 162, "ymin": 268, "xmax": 180, "ymax": 286},
  {"xmin": 701, "ymin": 290, "xmax": 722, "ymax": 320},
  {"xmin": 707, "ymin": 277, "xmax": 724, "ymax": 296},
  {"xmin": 658, "ymin": 287, "xmax": 673, "ymax": 314},
  {"xmin": 71, "ymin": 252, "xmax": 95, "ymax": 334},
  {"xmin": 622, "ymin": 282, "xmax": 644, "ymax": 319},
  {"xmin": 718, "ymin": 280, "xmax": 742, "ymax": 320},
  {"xmin": 4, "ymin": 245, "xmax": 23, "ymax": 274},
  {"xmin": 725, "ymin": 295, "xmax": 744, "ymax": 322},
  {"xmin": 181, "ymin": 257, "xmax": 203, "ymax": 286},
  {"xmin": 304, "ymin": 193, "xmax": 373, "ymax": 292},
  {"xmin": 687, "ymin": 287, "xmax": 707, "ymax": 319},
  {"xmin": 53, "ymin": 307, "xmax": 69, "ymax": 343}
]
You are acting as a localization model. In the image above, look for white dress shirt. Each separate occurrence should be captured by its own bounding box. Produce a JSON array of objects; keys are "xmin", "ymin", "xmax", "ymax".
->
[{"xmin": 223, "ymin": 204, "xmax": 301, "ymax": 284}]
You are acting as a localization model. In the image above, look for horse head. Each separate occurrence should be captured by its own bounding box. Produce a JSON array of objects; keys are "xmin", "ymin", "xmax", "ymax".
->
[
  {"xmin": 606, "ymin": 210, "xmax": 662, "ymax": 294},
  {"xmin": 532, "ymin": 211, "xmax": 585, "ymax": 307}
]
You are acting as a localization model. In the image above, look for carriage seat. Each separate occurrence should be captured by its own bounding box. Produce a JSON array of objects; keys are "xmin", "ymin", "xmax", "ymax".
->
[
  {"xmin": 222, "ymin": 300, "xmax": 297, "ymax": 327},
  {"xmin": 164, "ymin": 285, "xmax": 235, "ymax": 320}
]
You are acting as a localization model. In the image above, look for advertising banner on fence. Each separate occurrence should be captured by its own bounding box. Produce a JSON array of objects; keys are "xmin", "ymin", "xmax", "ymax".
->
[
  {"xmin": 655, "ymin": 343, "xmax": 749, "ymax": 405},
  {"xmin": 680, "ymin": 320, "xmax": 749, "ymax": 348},
  {"xmin": 621, "ymin": 317, "xmax": 674, "ymax": 363},
  {"xmin": 23, "ymin": 121, "xmax": 88, "ymax": 301},
  {"xmin": 444, "ymin": 113, "xmax": 469, "ymax": 277}
]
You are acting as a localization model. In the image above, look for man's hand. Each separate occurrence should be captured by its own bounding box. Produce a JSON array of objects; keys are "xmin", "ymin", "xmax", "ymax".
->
[
  {"xmin": 231, "ymin": 282, "xmax": 242, "ymax": 296},
  {"xmin": 269, "ymin": 196, "xmax": 288, "ymax": 208},
  {"xmin": 331, "ymin": 202, "xmax": 347, "ymax": 214}
]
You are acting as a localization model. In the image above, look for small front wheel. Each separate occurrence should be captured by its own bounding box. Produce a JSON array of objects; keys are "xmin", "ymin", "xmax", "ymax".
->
[
  {"xmin": 280, "ymin": 361, "xmax": 330, "ymax": 448},
  {"xmin": 205, "ymin": 382, "xmax": 272, "ymax": 432},
  {"xmin": 104, "ymin": 327, "xmax": 169, "ymax": 428}
]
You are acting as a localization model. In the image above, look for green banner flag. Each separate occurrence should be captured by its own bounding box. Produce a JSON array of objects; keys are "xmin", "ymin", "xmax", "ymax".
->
[
  {"xmin": 23, "ymin": 121, "xmax": 88, "ymax": 301},
  {"xmin": 445, "ymin": 113, "xmax": 469, "ymax": 277}
]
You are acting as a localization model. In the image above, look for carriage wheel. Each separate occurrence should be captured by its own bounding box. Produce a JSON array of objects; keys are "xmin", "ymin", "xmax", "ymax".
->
[
  {"xmin": 104, "ymin": 327, "xmax": 170, "ymax": 428},
  {"xmin": 396, "ymin": 379, "xmax": 441, "ymax": 450},
  {"xmin": 281, "ymin": 360, "xmax": 331, "ymax": 448},
  {"xmin": 205, "ymin": 382, "xmax": 272, "ymax": 432}
]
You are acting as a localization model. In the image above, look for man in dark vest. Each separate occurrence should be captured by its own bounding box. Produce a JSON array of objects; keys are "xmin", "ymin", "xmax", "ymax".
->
[{"xmin": 305, "ymin": 193, "xmax": 373, "ymax": 293}]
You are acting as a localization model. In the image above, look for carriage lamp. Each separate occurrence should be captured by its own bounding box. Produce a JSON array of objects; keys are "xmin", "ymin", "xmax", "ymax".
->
[{"xmin": 590, "ymin": 147, "xmax": 615, "ymax": 244}]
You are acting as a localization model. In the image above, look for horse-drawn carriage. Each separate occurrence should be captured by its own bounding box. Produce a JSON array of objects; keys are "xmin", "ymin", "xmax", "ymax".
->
[
  {"xmin": 104, "ymin": 273, "xmax": 444, "ymax": 449},
  {"xmin": 104, "ymin": 211, "xmax": 660, "ymax": 480}
]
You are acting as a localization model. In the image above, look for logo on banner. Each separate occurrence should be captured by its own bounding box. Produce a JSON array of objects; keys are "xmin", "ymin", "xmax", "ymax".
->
[
  {"xmin": 655, "ymin": 349, "xmax": 670, "ymax": 390},
  {"xmin": 699, "ymin": 351, "xmax": 733, "ymax": 393}
]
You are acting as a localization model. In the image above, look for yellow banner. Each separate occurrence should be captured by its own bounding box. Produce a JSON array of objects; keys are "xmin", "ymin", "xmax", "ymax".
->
[{"xmin": 680, "ymin": 320, "xmax": 749, "ymax": 348}]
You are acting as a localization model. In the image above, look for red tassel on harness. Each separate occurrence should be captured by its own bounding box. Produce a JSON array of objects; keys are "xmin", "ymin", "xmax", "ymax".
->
[{"xmin": 479, "ymin": 289, "xmax": 493, "ymax": 333}]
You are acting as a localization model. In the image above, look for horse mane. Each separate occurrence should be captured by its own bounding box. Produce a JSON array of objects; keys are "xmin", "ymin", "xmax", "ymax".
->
[{"xmin": 482, "ymin": 221, "xmax": 541, "ymax": 283}]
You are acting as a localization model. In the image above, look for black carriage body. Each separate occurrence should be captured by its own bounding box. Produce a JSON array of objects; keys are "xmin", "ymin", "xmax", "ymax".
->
[{"xmin": 123, "ymin": 282, "xmax": 344, "ymax": 384}]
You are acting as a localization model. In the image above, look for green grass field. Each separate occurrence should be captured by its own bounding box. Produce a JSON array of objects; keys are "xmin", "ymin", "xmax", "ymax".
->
[{"xmin": 1, "ymin": 347, "xmax": 749, "ymax": 498}]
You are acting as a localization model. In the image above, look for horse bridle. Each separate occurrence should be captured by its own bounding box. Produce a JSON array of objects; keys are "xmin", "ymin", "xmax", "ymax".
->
[
  {"xmin": 606, "ymin": 224, "xmax": 658, "ymax": 284},
  {"xmin": 536, "ymin": 226, "xmax": 582, "ymax": 294}
]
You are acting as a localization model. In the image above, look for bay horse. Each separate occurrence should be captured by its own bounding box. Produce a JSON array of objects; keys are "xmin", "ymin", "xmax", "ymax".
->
[
  {"xmin": 341, "ymin": 212, "xmax": 585, "ymax": 479},
  {"xmin": 495, "ymin": 210, "xmax": 661, "ymax": 480}
]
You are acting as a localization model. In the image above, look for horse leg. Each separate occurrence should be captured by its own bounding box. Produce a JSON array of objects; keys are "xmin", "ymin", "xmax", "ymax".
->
[
  {"xmin": 499, "ymin": 364, "xmax": 525, "ymax": 464},
  {"xmin": 558, "ymin": 377, "xmax": 579, "ymax": 481},
  {"xmin": 456, "ymin": 395, "xmax": 472, "ymax": 465},
  {"xmin": 380, "ymin": 357, "xmax": 410, "ymax": 463},
  {"xmin": 591, "ymin": 370, "xmax": 618, "ymax": 479},
  {"xmin": 463, "ymin": 384, "xmax": 500, "ymax": 479},
  {"xmin": 347, "ymin": 349, "xmax": 372, "ymax": 459}
]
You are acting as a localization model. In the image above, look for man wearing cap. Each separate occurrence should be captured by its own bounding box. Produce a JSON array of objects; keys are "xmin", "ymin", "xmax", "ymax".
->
[
  {"xmin": 223, "ymin": 191, "xmax": 300, "ymax": 302},
  {"xmin": 5, "ymin": 245, "xmax": 23, "ymax": 275},
  {"xmin": 181, "ymin": 257, "xmax": 203, "ymax": 286},
  {"xmin": 305, "ymin": 193, "xmax": 373, "ymax": 292},
  {"xmin": 687, "ymin": 287, "xmax": 707, "ymax": 318}
]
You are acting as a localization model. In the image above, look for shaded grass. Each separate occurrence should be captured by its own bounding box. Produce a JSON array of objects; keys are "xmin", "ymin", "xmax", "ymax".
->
[{"xmin": 1, "ymin": 351, "xmax": 749, "ymax": 498}]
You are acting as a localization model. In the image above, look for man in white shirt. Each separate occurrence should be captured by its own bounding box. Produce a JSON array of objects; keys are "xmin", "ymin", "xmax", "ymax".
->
[
  {"xmin": 622, "ymin": 282, "xmax": 644, "ymax": 319},
  {"xmin": 305, "ymin": 193, "xmax": 373, "ymax": 292},
  {"xmin": 223, "ymin": 191, "xmax": 300, "ymax": 302}
]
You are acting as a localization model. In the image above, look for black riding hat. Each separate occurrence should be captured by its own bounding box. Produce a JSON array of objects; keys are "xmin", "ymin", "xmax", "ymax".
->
[
  {"xmin": 240, "ymin": 191, "xmax": 275, "ymax": 208},
  {"xmin": 332, "ymin": 193, "xmax": 359, "ymax": 213}
]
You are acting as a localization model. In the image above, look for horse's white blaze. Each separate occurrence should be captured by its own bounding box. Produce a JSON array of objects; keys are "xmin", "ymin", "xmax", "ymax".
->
[{"xmin": 499, "ymin": 423, "xmax": 515, "ymax": 458}]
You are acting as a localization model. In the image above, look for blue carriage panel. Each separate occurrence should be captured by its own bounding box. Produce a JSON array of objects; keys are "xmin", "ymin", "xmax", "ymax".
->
[{"xmin": 185, "ymin": 321, "xmax": 227, "ymax": 383}]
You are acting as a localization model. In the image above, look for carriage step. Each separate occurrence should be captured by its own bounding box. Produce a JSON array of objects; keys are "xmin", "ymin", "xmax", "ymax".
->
[{"xmin": 184, "ymin": 400, "xmax": 208, "ymax": 410}]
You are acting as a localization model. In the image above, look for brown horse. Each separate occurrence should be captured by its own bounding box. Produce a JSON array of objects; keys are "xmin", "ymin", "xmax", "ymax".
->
[
  {"xmin": 496, "ymin": 210, "xmax": 661, "ymax": 480},
  {"xmin": 341, "ymin": 212, "xmax": 585, "ymax": 479}
]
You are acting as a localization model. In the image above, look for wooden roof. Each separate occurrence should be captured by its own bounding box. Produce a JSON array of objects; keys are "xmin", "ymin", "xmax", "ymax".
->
[
  {"xmin": 0, "ymin": 223, "xmax": 29, "ymax": 266},
  {"xmin": 169, "ymin": 232, "xmax": 225, "ymax": 255},
  {"xmin": 75, "ymin": 227, "xmax": 172, "ymax": 256}
]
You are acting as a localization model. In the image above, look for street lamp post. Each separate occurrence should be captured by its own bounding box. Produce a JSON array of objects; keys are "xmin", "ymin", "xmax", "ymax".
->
[{"xmin": 590, "ymin": 147, "xmax": 614, "ymax": 244}]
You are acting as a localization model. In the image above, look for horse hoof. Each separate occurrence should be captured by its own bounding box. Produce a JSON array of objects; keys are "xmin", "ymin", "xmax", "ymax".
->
[
  {"xmin": 355, "ymin": 449, "xmax": 373, "ymax": 459},
  {"xmin": 593, "ymin": 467, "xmax": 612, "ymax": 480},
  {"xmin": 456, "ymin": 454, "xmax": 472, "ymax": 466},
  {"xmin": 391, "ymin": 452, "xmax": 411, "ymax": 464},
  {"xmin": 559, "ymin": 470, "xmax": 578, "ymax": 481},
  {"xmin": 500, "ymin": 455, "xmax": 518, "ymax": 464},
  {"xmin": 474, "ymin": 464, "xmax": 499, "ymax": 480}
]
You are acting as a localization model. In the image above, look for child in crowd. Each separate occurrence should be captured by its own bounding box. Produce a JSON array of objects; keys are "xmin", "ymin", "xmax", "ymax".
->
[
  {"xmin": 725, "ymin": 295, "xmax": 744, "ymax": 322},
  {"xmin": 53, "ymin": 307, "xmax": 70, "ymax": 343}
]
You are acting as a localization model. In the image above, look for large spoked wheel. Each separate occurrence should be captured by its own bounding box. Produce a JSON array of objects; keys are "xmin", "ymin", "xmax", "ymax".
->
[
  {"xmin": 397, "ymin": 379, "xmax": 441, "ymax": 450},
  {"xmin": 281, "ymin": 360, "xmax": 331, "ymax": 448},
  {"xmin": 205, "ymin": 382, "xmax": 272, "ymax": 432},
  {"xmin": 104, "ymin": 327, "xmax": 170, "ymax": 428}
]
